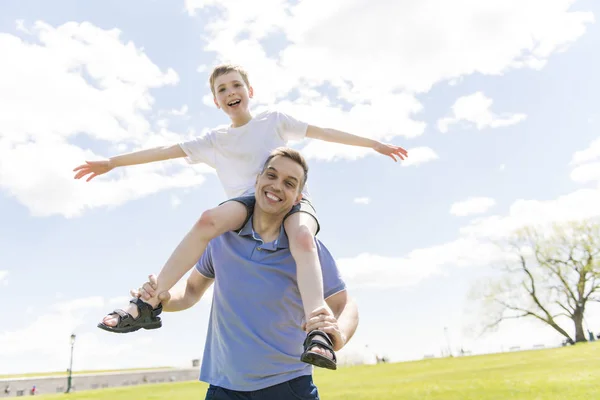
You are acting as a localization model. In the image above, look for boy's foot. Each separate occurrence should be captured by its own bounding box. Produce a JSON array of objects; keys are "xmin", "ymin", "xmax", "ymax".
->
[
  {"xmin": 97, "ymin": 298, "xmax": 163, "ymax": 334},
  {"xmin": 101, "ymin": 302, "xmax": 141, "ymax": 327},
  {"xmin": 301, "ymin": 330, "xmax": 337, "ymax": 370}
]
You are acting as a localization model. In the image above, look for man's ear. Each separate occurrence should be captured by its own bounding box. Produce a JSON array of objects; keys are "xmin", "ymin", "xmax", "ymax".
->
[
  {"xmin": 294, "ymin": 193, "xmax": 303, "ymax": 206},
  {"xmin": 213, "ymin": 96, "xmax": 220, "ymax": 109},
  {"xmin": 248, "ymin": 86, "xmax": 254, "ymax": 98}
]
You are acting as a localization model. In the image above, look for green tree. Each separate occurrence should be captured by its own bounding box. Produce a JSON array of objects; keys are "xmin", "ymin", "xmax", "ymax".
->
[{"xmin": 477, "ymin": 219, "xmax": 600, "ymax": 344}]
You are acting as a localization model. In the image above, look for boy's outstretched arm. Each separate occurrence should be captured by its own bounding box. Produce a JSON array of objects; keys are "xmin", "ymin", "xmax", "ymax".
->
[
  {"xmin": 306, "ymin": 125, "xmax": 408, "ymax": 162},
  {"xmin": 73, "ymin": 144, "xmax": 186, "ymax": 181}
]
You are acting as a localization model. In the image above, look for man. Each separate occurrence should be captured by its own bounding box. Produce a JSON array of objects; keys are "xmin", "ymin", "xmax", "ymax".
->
[{"xmin": 134, "ymin": 147, "xmax": 359, "ymax": 400}]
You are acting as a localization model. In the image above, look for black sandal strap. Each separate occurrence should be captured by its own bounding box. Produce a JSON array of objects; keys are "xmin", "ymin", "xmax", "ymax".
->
[
  {"xmin": 129, "ymin": 297, "xmax": 162, "ymax": 319},
  {"xmin": 304, "ymin": 330, "xmax": 337, "ymax": 362}
]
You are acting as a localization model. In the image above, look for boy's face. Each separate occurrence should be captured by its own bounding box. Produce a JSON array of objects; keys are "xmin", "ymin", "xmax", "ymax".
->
[
  {"xmin": 254, "ymin": 156, "xmax": 303, "ymax": 217},
  {"xmin": 212, "ymin": 71, "xmax": 253, "ymax": 117}
]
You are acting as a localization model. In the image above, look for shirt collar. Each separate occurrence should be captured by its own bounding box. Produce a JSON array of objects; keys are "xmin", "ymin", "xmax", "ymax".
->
[{"xmin": 238, "ymin": 215, "xmax": 289, "ymax": 250}]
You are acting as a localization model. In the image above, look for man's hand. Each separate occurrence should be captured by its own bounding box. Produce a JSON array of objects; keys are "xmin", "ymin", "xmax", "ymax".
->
[
  {"xmin": 302, "ymin": 307, "xmax": 347, "ymax": 351},
  {"xmin": 73, "ymin": 160, "xmax": 114, "ymax": 182},
  {"xmin": 373, "ymin": 142, "xmax": 408, "ymax": 162},
  {"xmin": 130, "ymin": 274, "xmax": 171, "ymax": 305}
]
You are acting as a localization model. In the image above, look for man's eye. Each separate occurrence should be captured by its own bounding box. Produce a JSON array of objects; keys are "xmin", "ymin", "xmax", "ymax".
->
[
  {"xmin": 286, "ymin": 182, "xmax": 294, "ymax": 188},
  {"xmin": 267, "ymin": 173, "xmax": 275, "ymax": 178}
]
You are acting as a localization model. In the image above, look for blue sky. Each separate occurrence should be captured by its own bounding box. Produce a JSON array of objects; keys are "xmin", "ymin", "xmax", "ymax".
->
[{"xmin": 1, "ymin": 0, "xmax": 600, "ymax": 374}]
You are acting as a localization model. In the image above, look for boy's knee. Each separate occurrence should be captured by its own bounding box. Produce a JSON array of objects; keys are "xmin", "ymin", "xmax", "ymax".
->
[
  {"xmin": 291, "ymin": 225, "xmax": 317, "ymax": 254},
  {"xmin": 194, "ymin": 209, "xmax": 219, "ymax": 236}
]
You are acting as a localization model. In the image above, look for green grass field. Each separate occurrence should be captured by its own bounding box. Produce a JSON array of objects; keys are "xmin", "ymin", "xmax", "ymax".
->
[
  {"xmin": 0, "ymin": 367, "xmax": 173, "ymax": 379},
  {"xmin": 30, "ymin": 342, "xmax": 600, "ymax": 399}
]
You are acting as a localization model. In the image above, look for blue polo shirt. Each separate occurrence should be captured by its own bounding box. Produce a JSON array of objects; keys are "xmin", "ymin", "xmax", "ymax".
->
[{"xmin": 195, "ymin": 216, "xmax": 346, "ymax": 391}]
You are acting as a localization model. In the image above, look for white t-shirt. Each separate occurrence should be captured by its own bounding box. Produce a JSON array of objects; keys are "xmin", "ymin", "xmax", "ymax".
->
[{"xmin": 179, "ymin": 110, "xmax": 310, "ymax": 199}]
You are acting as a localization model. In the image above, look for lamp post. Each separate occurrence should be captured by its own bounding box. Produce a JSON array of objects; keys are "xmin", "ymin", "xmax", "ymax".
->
[{"xmin": 66, "ymin": 334, "xmax": 76, "ymax": 393}]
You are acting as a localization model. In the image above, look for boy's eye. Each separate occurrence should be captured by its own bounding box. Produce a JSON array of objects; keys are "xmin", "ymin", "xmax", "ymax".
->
[
  {"xmin": 218, "ymin": 88, "xmax": 225, "ymax": 92},
  {"xmin": 267, "ymin": 173, "xmax": 276, "ymax": 178},
  {"xmin": 285, "ymin": 182, "xmax": 294, "ymax": 188}
]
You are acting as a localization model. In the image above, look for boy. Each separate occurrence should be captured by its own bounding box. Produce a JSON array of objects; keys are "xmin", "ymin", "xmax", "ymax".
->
[{"xmin": 73, "ymin": 64, "xmax": 407, "ymax": 369}]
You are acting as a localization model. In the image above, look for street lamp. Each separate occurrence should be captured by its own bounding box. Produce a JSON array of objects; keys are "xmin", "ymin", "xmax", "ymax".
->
[{"xmin": 66, "ymin": 334, "xmax": 76, "ymax": 393}]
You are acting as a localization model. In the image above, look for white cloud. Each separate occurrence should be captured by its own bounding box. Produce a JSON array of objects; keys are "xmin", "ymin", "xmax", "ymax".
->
[
  {"xmin": 0, "ymin": 21, "xmax": 211, "ymax": 217},
  {"xmin": 0, "ymin": 295, "xmax": 169, "ymax": 373},
  {"xmin": 353, "ymin": 197, "xmax": 370, "ymax": 205},
  {"xmin": 570, "ymin": 161, "xmax": 600, "ymax": 184},
  {"xmin": 169, "ymin": 104, "xmax": 189, "ymax": 117},
  {"xmin": 191, "ymin": 0, "xmax": 593, "ymax": 94},
  {"xmin": 264, "ymin": 95, "xmax": 426, "ymax": 161},
  {"xmin": 339, "ymin": 139, "xmax": 600, "ymax": 288},
  {"xmin": 450, "ymin": 197, "xmax": 496, "ymax": 217},
  {"xmin": 438, "ymin": 92, "xmax": 527, "ymax": 133},
  {"xmin": 0, "ymin": 296, "xmax": 104, "ymax": 357},
  {"xmin": 401, "ymin": 147, "xmax": 439, "ymax": 167},
  {"xmin": 0, "ymin": 271, "xmax": 8, "ymax": 285},
  {"xmin": 571, "ymin": 137, "xmax": 600, "ymax": 166},
  {"xmin": 340, "ymin": 183, "xmax": 600, "ymax": 289},
  {"xmin": 53, "ymin": 296, "xmax": 105, "ymax": 314},
  {"xmin": 171, "ymin": 194, "xmax": 182, "ymax": 208},
  {"xmin": 108, "ymin": 296, "xmax": 131, "ymax": 306},
  {"xmin": 460, "ymin": 188, "xmax": 600, "ymax": 240},
  {"xmin": 189, "ymin": 0, "xmax": 590, "ymax": 159},
  {"xmin": 338, "ymin": 237, "xmax": 508, "ymax": 289}
]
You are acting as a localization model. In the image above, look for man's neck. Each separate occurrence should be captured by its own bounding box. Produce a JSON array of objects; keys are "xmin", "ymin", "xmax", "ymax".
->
[
  {"xmin": 230, "ymin": 111, "xmax": 253, "ymax": 128},
  {"xmin": 251, "ymin": 209, "xmax": 285, "ymax": 243}
]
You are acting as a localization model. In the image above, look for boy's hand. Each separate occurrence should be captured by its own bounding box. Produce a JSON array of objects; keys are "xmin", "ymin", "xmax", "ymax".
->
[
  {"xmin": 373, "ymin": 142, "xmax": 408, "ymax": 162},
  {"xmin": 130, "ymin": 274, "xmax": 172, "ymax": 305},
  {"xmin": 73, "ymin": 160, "xmax": 114, "ymax": 182}
]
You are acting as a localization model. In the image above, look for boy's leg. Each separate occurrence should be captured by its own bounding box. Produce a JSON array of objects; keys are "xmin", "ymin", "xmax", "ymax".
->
[
  {"xmin": 284, "ymin": 211, "xmax": 333, "ymax": 361},
  {"xmin": 102, "ymin": 200, "xmax": 248, "ymax": 327}
]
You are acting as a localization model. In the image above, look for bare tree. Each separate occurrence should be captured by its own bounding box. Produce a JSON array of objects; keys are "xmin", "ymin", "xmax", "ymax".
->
[{"xmin": 476, "ymin": 219, "xmax": 600, "ymax": 344}]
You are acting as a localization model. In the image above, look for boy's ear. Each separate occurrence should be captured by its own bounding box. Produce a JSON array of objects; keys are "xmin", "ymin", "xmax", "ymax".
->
[
  {"xmin": 248, "ymin": 86, "xmax": 254, "ymax": 98},
  {"xmin": 213, "ymin": 96, "xmax": 220, "ymax": 109},
  {"xmin": 294, "ymin": 193, "xmax": 303, "ymax": 206}
]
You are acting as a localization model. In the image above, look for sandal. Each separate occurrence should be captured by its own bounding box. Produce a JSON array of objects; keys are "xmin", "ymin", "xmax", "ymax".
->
[
  {"xmin": 97, "ymin": 298, "xmax": 163, "ymax": 334},
  {"xmin": 300, "ymin": 330, "xmax": 337, "ymax": 370}
]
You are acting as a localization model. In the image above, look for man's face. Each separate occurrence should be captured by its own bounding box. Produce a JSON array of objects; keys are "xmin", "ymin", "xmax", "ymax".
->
[
  {"xmin": 255, "ymin": 156, "xmax": 304, "ymax": 216},
  {"xmin": 212, "ymin": 71, "xmax": 253, "ymax": 118}
]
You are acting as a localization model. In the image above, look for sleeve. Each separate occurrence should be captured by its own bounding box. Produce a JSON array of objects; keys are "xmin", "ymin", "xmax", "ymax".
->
[
  {"xmin": 315, "ymin": 240, "xmax": 347, "ymax": 299},
  {"xmin": 275, "ymin": 110, "xmax": 309, "ymax": 142},
  {"xmin": 179, "ymin": 131, "xmax": 217, "ymax": 168},
  {"xmin": 195, "ymin": 242, "xmax": 215, "ymax": 279}
]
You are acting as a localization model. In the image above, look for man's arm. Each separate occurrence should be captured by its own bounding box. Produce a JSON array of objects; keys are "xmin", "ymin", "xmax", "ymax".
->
[
  {"xmin": 304, "ymin": 290, "xmax": 359, "ymax": 351},
  {"xmin": 137, "ymin": 269, "xmax": 214, "ymax": 312},
  {"xmin": 326, "ymin": 290, "xmax": 359, "ymax": 350},
  {"xmin": 305, "ymin": 125, "xmax": 407, "ymax": 162}
]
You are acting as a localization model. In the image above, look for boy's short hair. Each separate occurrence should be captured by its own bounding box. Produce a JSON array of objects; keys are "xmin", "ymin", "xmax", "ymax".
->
[
  {"xmin": 261, "ymin": 147, "xmax": 309, "ymax": 190},
  {"xmin": 209, "ymin": 64, "xmax": 251, "ymax": 96}
]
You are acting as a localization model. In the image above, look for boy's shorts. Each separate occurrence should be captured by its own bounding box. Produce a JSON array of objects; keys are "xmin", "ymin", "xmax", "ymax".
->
[{"xmin": 222, "ymin": 194, "xmax": 320, "ymax": 235}]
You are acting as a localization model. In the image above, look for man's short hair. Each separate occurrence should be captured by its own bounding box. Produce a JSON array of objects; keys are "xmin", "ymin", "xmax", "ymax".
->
[
  {"xmin": 261, "ymin": 147, "xmax": 308, "ymax": 190},
  {"xmin": 209, "ymin": 64, "xmax": 251, "ymax": 96}
]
